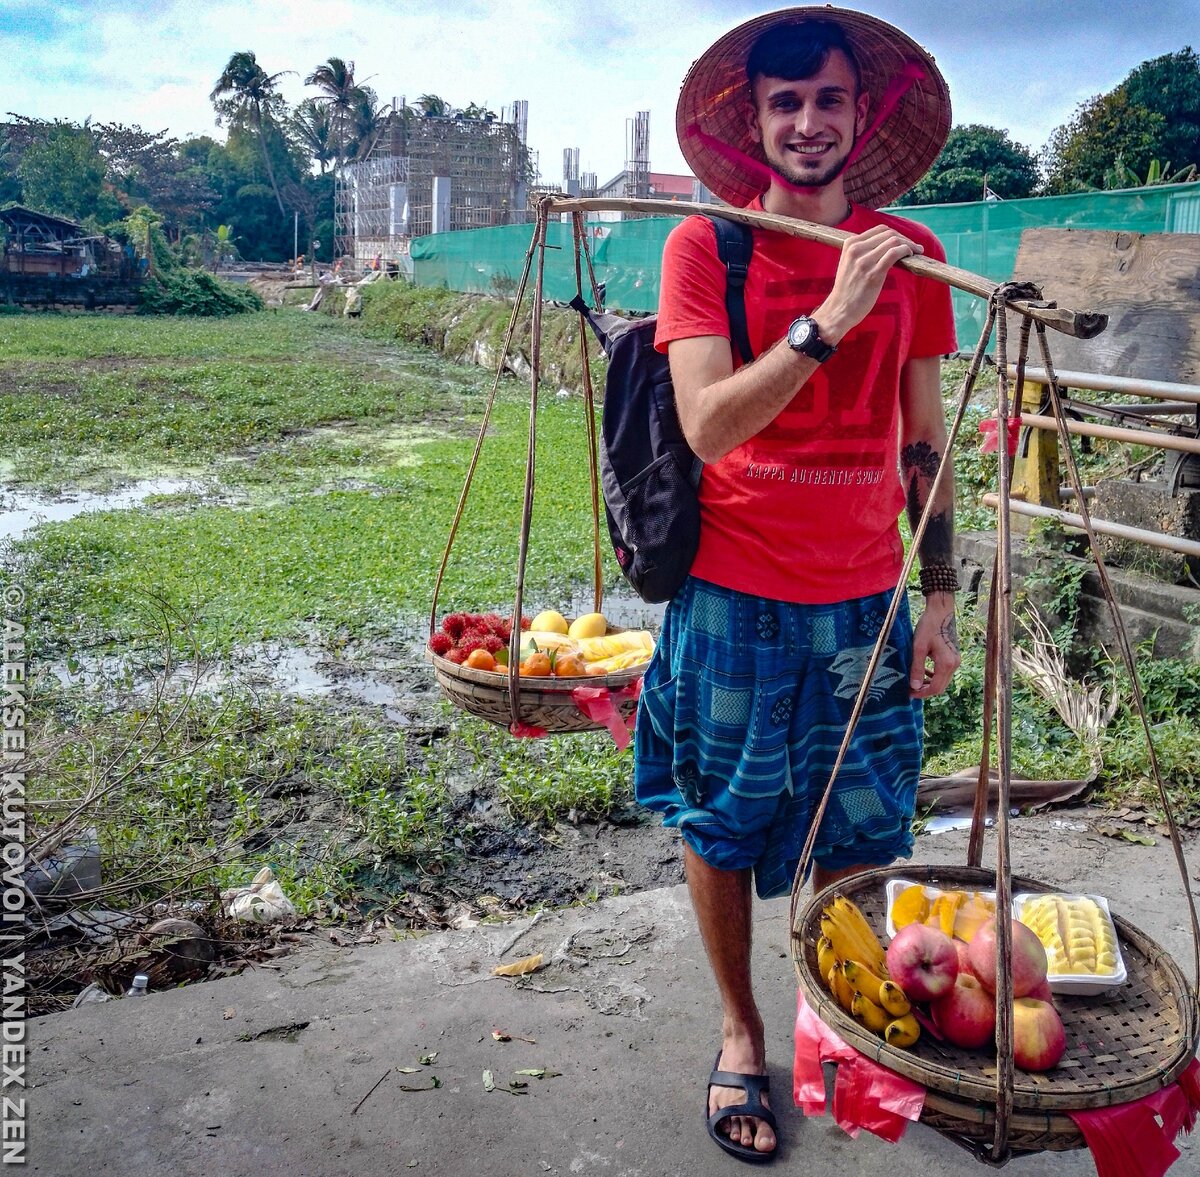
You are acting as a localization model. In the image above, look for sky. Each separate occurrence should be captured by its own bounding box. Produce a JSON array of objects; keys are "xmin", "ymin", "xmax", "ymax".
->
[{"xmin": 2, "ymin": 0, "xmax": 1198, "ymax": 184}]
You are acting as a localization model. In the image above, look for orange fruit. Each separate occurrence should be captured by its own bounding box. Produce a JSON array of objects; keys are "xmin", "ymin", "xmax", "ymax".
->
[
  {"xmin": 890, "ymin": 885, "xmax": 930, "ymax": 931},
  {"xmin": 465, "ymin": 648, "xmax": 497, "ymax": 671},
  {"xmin": 519, "ymin": 652, "xmax": 552, "ymax": 677},
  {"xmin": 553, "ymin": 654, "xmax": 587, "ymax": 677}
]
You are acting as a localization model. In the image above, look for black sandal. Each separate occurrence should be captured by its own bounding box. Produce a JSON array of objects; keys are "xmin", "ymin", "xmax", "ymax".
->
[{"xmin": 705, "ymin": 1053, "xmax": 778, "ymax": 1164}]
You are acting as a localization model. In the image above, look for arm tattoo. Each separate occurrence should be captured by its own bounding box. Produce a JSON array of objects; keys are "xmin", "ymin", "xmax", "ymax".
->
[
  {"xmin": 938, "ymin": 611, "xmax": 959, "ymax": 653},
  {"xmin": 901, "ymin": 442, "xmax": 955, "ymax": 569}
]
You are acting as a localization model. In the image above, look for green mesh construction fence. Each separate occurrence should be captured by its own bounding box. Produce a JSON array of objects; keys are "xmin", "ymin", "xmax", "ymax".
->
[{"xmin": 410, "ymin": 182, "xmax": 1200, "ymax": 349}]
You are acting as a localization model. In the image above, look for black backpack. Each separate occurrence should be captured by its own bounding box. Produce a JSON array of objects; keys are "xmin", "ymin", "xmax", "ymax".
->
[{"xmin": 571, "ymin": 215, "xmax": 755, "ymax": 604}]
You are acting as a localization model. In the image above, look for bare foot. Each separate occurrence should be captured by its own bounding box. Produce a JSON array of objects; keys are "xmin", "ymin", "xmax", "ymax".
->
[{"xmin": 708, "ymin": 1034, "xmax": 776, "ymax": 1157}]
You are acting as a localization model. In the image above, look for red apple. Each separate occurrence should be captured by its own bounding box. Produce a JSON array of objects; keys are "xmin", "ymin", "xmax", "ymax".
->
[
  {"xmin": 887, "ymin": 923, "xmax": 959, "ymax": 1002},
  {"xmin": 931, "ymin": 971, "xmax": 996, "ymax": 1049},
  {"xmin": 968, "ymin": 919, "xmax": 1048, "ymax": 998},
  {"xmin": 954, "ymin": 938, "xmax": 972, "ymax": 975},
  {"xmin": 1026, "ymin": 976, "xmax": 1055, "ymax": 1004},
  {"xmin": 1012, "ymin": 997, "xmax": 1067, "ymax": 1071}
]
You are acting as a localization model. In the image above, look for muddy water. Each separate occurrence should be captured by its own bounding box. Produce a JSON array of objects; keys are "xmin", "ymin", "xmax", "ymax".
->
[{"xmin": 1, "ymin": 479, "xmax": 196, "ymax": 543}]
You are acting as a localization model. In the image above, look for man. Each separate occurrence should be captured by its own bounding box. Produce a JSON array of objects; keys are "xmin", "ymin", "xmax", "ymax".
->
[{"xmin": 634, "ymin": 9, "xmax": 960, "ymax": 1163}]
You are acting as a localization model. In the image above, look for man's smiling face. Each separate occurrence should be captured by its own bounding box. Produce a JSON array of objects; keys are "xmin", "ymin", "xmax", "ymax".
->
[{"xmin": 747, "ymin": 47, "xmax": 869, "ymax": 191}]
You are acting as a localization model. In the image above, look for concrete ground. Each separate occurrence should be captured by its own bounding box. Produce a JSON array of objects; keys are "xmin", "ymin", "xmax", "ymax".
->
[{"xmin": 30, "ymin": 813, "xmax": 1200, "ymax": 1177}]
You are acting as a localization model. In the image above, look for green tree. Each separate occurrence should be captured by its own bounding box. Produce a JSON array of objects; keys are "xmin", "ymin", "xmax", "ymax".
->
[
  {"xmin": 304, "ymin": 56, "xmax": 365, "ymax": 168},
  {"xmin": 0, "ymin": 130, "xmax": 20, "ymax": 205},
  {"xmin": 896, "ymin": 124, "xmax": 1038, "ymax": 205},
  {"xmin": 1123, "ymin": 48, "xmax": 1200, "ymax": 176},
  {"xmin": 210, "ymin": 51, "xmax": 291, "ymax": 216},
  {"xmin": 346, "ymin": 88, "xmax": 389, "ymax": 160},
  {"xmin": 1041, "ymin": 88, "xmax": 1166, "ymax": 193},
  {"xmin": 291, "ymin": 98, "xmax": 336, "ymax": 173},
  {"xmin": 415, "ymin": 94, "xmax": 454, "ymax": 117},
  {"xmin": 93, "ymin": 122, "xmax": 216, "ymax": 236},
  {"xmin": 16, "ymin": 121, "xmax": 121, "ymax": 222}
]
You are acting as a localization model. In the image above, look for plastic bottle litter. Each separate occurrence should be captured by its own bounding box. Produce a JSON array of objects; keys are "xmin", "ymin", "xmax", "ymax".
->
[{"xmin": 124, "ymin": 974, "xmax": 149, "ymax": 998}]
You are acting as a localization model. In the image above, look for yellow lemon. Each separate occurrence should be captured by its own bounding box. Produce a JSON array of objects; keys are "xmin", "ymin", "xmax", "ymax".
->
[
  {"xmin": 568, "ymin": 612, "xmax": 607, "ymax": 639},
  {"xmin": 530, "ymin": 610, "xmax": 569, "ymax": 635}
]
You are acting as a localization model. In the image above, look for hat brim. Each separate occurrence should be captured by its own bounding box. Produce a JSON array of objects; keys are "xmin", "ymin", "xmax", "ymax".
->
[{"xmin": 677, "ymin": 6, "xmax": 951, "ymax": 209}]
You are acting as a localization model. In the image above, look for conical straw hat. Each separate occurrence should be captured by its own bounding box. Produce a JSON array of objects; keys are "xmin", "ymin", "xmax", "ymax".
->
[{"xmin": 677, "ymin": 6, "xmax": 951, "ymax": 209}]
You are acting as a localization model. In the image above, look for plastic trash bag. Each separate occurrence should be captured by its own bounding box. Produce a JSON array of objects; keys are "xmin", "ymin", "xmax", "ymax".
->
[{"xmin": 220, "ymin": 867, "xmax": 296, "ymax": 924}]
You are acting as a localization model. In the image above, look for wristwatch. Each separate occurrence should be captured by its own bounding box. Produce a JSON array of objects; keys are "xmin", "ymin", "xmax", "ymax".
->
[{"xmin": 786, "ymin": 316, "xmax": 837, "ymax": 363}]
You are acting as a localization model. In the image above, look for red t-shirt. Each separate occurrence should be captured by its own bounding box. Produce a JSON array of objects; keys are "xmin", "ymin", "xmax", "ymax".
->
[{"xmin": 654, "ymin": 200, "xmax": 957, "ymax": 604}]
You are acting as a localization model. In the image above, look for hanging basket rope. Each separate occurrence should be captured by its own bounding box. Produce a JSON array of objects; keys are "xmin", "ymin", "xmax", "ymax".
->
[
  {"xmin": 428, "ymin": 201, "xmax": 640, "ymax": 736},
  {"xmin": 778, "ymin": 267, "xmax": 1199, "ymax": 1162}
]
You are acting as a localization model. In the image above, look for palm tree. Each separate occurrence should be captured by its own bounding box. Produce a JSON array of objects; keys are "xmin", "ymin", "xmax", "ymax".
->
[
  {"xmin": 292, "ymin": 99, "xmax": 336, "ymax": 174},
  {"xmin": 210, "ymin": 50, "xmax": 290, "ymax": 216},
  {"xmin": 415, "ymin": 94, "xmax": 454, "ymax": 118},
  {"xmin": 305, "ymin": 57, "xmax": 365, "ymax": 169},
  {"xmin": 347, "ymin": 89, "xmax": 390, "ymax": 161},
  {"xmin": 460, "ymin": 102, "xmax": 497, "ymax": 122}
]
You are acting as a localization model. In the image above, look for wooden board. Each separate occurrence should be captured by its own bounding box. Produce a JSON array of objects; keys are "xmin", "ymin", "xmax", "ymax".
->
[{"xmin": 1011, "ymin": 229, "xmax": 1200, "ymax": 384}]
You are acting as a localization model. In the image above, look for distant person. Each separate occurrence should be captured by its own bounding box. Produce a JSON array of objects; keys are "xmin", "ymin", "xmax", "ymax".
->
[{"xmin": 634, "ymin": 7, "xmax": 960, "ymax": 1162}]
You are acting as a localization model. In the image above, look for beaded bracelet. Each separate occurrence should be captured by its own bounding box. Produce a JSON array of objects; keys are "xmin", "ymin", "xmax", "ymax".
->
[{"xmin": 919, "ymin": 564, "xmax": 960, "ymax": 595}]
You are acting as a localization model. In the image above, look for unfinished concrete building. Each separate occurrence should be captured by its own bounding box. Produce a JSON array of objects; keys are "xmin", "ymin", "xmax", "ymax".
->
[{"xmin": 334, "ymin": 100, "xmax": 532, "ymax": 266}]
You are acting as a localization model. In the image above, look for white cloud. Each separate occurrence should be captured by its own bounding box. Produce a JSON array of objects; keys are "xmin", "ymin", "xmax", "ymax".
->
[{"xmin": 3, "ymin": 0, "xmax": 1198, "ymax": 180}]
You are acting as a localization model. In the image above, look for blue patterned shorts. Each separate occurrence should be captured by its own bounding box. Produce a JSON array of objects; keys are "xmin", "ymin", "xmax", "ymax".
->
[{"xmin": 634, "ymin": 577, "xmax": 923, "ymax": 899}]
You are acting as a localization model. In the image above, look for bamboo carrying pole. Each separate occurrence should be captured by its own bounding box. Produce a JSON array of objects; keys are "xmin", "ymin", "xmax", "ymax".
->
[{"xmin": 546, "ymin": 196, "xmax": 1109, "ymax": 340}]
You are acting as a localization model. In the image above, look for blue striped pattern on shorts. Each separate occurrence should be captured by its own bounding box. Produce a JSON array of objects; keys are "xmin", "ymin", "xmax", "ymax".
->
[{"xmin": 634, "ymin": 577, "xmax": 923, "ymax": 899}]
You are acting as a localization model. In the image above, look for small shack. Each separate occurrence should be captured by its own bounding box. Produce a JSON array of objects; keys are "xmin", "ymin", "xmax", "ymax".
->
[
  {"xmin": 0, "ymin": 205, "xmax": 102, "ymax": 276},
  {"xmin": 0, "ymin": 204, "xmax": 140, "ymax": 309}
]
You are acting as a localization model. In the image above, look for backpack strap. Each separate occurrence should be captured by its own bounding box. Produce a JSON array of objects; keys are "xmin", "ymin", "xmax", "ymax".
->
[{"xmin": 706, "ymin": 215, "xmax": 755, "ymax": 366}]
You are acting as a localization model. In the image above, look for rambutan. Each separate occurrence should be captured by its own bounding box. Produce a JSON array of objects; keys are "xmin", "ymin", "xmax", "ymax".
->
[
  {"xmin": 441, "ymin": 613, "xmax": 468, "ymax": 639},
  {"xmin": 482, "ymin": 612, "xmax": 504, "ymax": 634},
  {"xmin": 481, "ymin": 634, "xmax": 504, "ymax": 654},
  {"xmin": 428, "ymin": 632, "xmax": 453, "ymax": 656},
  {"xmin": 460, "ymin": 623, "xmax": 489, "ymax": 644},
  {"xmin": 445, "ymin": 648, "xmax": 466, "ymax": 665},
  {"xmin": 520, "ymin": 615, "xmax": 532, "ymax": 630},
  {"xmin": 458, "ymin": 636, "xmax": 485, "ymax": 657}
]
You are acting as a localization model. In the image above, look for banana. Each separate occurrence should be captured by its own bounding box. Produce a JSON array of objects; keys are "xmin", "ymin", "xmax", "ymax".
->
[
  {"xmin": 827, "ymin": 962, "xmax": 856, "ymax": 1012},
  {"xmin": 832, "ymin": 896, "xmax": 889, "ymax": 969},
  {"xmin": 851, "ymin": 992, "xmax": 891, "ymax": 1035},
  {"xmin": 884, "ymin": 1014, "xmax": 920, "ymax": 1048},
  {"xmin": 878, "ymin": 980, "xmax": 912, "ymax": 1018},
  {"xmin": 820, "ymin": 897, "xmax": 888, "ymax": 977},
  {"xmin": 816, "ymin": 936, "xmax": 838, "ymax": 981},
  {"xmin": 842, "ymin": 959, "xmax": 887, "ymax": 1006}
]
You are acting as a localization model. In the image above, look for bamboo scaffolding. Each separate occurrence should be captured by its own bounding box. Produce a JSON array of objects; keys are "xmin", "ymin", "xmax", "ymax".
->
[
  {"xmin": 983, "ymin": 495, "xmax": 1200, "ymax": 558},
  {"xmin": 1019, "ymin": 413, "xmax": 1200, "ymax": 454},
  {"xmin": 1008, "ymin": 366, "xmax": 1200, "ymax": 404}
]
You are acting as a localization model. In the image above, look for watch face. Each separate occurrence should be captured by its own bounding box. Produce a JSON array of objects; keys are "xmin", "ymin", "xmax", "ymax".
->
[{"xmin": 788, "ymin": 318, "xmax": 814, "ymax": 350}]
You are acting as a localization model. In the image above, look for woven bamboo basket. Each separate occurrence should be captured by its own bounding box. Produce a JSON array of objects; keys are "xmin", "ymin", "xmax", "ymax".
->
[
  {"xmin": 429, "ymin": 643, "xmax": 646, "ymax": 733},
  {"xmin": 793, "ymin": 864, "xmax": 1200, "ymax": 1155}
]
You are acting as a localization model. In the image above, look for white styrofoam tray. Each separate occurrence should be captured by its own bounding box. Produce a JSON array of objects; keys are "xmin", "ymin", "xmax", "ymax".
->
[
  {"xmin": 882, "ymin": 880, "xmax": 1127, "ymax": 995},
  {"xmin": 1014, "ymin": 891, "xmax": 1128, "ymax": 995}
]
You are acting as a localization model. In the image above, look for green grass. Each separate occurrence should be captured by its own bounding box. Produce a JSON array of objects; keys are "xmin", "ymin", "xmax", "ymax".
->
[
  {"xmin": 13, "ymin": 394, "xmax": 611, "ymax": 654},
  {"xmin": 0, "ymin": 310, "xmax": 337, "ymax": 361},
  {"xmin": 31, "ymin": 674, "xmax": 452, "ymax": 917},
  {"xmin": 0, "ymin": 312, "xmax": 492, "ymax": 489}
]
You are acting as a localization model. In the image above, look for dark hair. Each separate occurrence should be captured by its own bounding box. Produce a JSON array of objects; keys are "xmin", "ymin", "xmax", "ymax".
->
[{"xmin": 746, "ymin": 19, "xmax": 862, "ymax": 95}]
